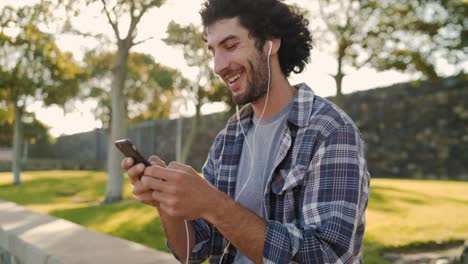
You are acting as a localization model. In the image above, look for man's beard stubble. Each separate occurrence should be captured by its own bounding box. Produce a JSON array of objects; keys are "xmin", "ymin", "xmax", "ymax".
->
[{"xmin": 232, "ymin": 51, "xmax": 269, "ymax": 106}]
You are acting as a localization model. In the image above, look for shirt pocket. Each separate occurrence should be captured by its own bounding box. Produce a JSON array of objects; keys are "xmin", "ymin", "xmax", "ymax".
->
[
  {"xmin": 271, "ymin": 164, "xmax": 307, "ymax": 195},
  {"xmin": 270, "ymin": 165, "xmax": 307, "ymax": 223}
]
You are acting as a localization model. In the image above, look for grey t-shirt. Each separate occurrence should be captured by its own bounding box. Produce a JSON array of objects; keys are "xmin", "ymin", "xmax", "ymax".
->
[{"xmin": 233, "ymin": 103, "xmax": 291, "ymax": 263}]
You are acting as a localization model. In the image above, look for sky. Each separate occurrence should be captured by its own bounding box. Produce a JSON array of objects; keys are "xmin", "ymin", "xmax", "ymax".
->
[{"xmin": 4, "ymin": 0, "xmax": 418, "ymax": 137}]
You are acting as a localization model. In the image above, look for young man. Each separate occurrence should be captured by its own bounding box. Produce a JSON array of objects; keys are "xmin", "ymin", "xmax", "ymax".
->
[{"xmin": 122, "ymin": 0, "xmax": 370, "ymax": 263}]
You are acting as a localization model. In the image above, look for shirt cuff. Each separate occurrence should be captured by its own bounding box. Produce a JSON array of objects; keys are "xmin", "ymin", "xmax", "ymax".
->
[
  {"xmin": 263, "ymin": 220, "xmax": 303, "ymax": 263},
  {"xmin": 166, "ymin": 219, "xmax": 211, "ymax": 263}
]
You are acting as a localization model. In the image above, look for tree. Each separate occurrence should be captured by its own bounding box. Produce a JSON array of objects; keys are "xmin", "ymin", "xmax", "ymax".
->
[
  {"xmin": 0, "ymin": 3, "xmax": 83, "ymax": 185},
  {"xmin": 314, "ymin": 0, "xmax": 467, "ymax": 107},
  {"xmin": 163, "ymin": 21, "xmax": 228, "ymax": 163},
  {"xmin": 315, "ymin": 0, "xmax": 376, "ymax": 107},
  {"xmin": 362, "ymin": 0, "xmax": 467, "ymax": 80},
  {"xmin": 61, "ymin": 0, "xmax": 167, "ymax": 203},
  {"xmin": 82, "ymin": 51, "xmax": 186, "ymax": 129}
]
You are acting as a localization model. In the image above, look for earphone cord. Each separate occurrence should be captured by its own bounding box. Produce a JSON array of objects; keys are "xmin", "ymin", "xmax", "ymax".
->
[
  {"xmin": 234, "ymin": 42, "xmax": 272, "ymax": 202},
  {"xmin": 184, "ymin": 219, "xmax": 189, "ymax": 264},
  {"xmin": 219, "ymin": 41, "xmax": 273, "ymax": 263}
]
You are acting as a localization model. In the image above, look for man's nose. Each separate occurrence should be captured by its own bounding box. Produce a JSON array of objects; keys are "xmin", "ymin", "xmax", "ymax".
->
[{"xmin": 213, "ymin": 52, "xmax": 229, "ymax": 76}]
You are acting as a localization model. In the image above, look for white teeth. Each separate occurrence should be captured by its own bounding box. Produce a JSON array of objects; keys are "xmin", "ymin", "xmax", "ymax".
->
[{"xmin": 228, "ymin": 74, "xmax": 241, "ymax": 84}]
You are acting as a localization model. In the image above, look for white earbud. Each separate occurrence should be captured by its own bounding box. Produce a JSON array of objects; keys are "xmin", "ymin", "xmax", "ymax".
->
[{"xmin": 268, "ymin": 40, "xmax": 273, "ymax": 57}]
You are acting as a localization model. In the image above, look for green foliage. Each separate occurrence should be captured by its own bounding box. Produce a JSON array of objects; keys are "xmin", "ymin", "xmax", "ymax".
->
[
  {"xmin": 361, "ymin": 0, "xmax": 467, "ymax": 80},
  {"xmin": 0, "ymin": 104, "xmax": 13, "ymax": 124},
  {"xmin": 1, "ymin": 171, "xmax": 467, "ymax": 262},
  {"xmin": 57, "ymin": 0, "xmax": 174, "ymax": 128},
  {"xmin": 0, "ymin": 3, "xmax": 85, "ymax": 134},
  {"xmin": 163, "ymin": 21, "xmax": 231, "ymax": 110},
  {"xmin": 0, "ymin": 112, "xmax": 51, "ymax": 147},
  {"xmin": 164, "ymin": 21, "xmax": 211, "ymax": 67},
  {"xmin": 0, "ymin": 5, "xmax": 84, "ymax": 106},
  {"xmin": 0, "ymin": 3, "xmax": 85, "ymax": 183},
  {"xmin": 315, "ymin": 0, "xmax": 466, "ymax": 97}
]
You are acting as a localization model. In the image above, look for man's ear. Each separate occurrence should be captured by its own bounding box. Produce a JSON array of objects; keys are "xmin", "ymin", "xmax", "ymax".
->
[{"xmin": 265, "ymin": 38, "xmax": 281, "ymax": 56}]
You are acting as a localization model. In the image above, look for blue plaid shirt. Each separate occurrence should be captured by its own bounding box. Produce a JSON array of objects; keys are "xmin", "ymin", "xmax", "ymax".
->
[{"xmin": 170, "ymin": 83, "xmax": 370, "ymax": 263}]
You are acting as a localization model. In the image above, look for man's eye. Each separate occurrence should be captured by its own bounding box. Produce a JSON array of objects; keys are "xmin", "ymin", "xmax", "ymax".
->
[{"xmin": 226, "ymin": 43, "xmax": 238, "ymax": 50}]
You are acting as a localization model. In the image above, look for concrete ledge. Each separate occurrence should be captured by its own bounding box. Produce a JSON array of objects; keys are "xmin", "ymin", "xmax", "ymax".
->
[{"xmin": 0, "ymin": 201, "xmax": 178, "ymax": 264}]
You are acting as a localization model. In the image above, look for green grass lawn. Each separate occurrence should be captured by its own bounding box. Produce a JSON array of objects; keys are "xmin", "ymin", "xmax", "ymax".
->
[{"xmin": 1, "ymin": 171, "xmax": 468, "ymax": 263}]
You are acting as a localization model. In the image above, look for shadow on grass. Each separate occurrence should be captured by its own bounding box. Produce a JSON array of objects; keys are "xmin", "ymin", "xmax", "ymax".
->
[
  {"xmin": 0, "ymin": 173, "xmax": 106, "ymax": 205},
  {"xmin": 362, "ymin": 237, "xmax": 465, "ymax": 264},
  {"xmin": 364, "ymin": 237, "xmax": 391, "ymax": 264},
  {"xmin": 371, "ymin": 185, "xmax": 427, "ymax": 204},
  {"xmin": 372, "ymin": 183, "xmax": 468, "ymax": 204},
  {"xmin": 368, "ymin": 190, "xmax": 402, "ymax": 213},
  {"xmin": 382, "ymin": 239, "xmax": 466, "ymax": 253},
  {"xmin": 49, "ymin": 202, "xmax": 168, "ymax": 252},
  {"xmin": 368, "ymin": 184, "xmax": 467, "ymax": 214}
]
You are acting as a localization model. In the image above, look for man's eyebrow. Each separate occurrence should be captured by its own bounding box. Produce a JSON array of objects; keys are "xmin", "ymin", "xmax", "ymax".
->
[{"xmin": 207, "ymin": 35, "xmax": 239, "ymax": 51}]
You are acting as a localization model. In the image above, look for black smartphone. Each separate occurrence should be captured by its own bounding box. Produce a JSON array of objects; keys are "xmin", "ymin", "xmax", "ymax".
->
[{"xmin": 114, "ymin": 139, "xmax": 151, "ymax": 167}]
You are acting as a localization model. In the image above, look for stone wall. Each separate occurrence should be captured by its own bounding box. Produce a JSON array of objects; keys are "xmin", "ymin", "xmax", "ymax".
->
[
  {"xmin": 0, "ymin": 201, "xmax": 177, "ymax": 264},
  {"xmin": 342, "ymin": 74, "xmax": 467, "ymax": 179}
]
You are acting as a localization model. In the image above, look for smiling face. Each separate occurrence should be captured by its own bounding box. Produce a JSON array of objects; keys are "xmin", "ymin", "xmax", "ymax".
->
[{"xmin": 207, "ymin": 17, "xmax": 269, "ymax": 105}]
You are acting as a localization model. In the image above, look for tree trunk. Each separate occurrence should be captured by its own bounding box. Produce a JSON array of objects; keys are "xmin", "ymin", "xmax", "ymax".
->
[
  {"xmin": 176, "ymin": 115, "xmax": 182, "ymax": 162},
  {"xmin": 12, "ymin": 102, "xmax": 22, "ymax": 186},
  {"xmin": 412, "ymin": 52, "xmax": 439, "ymax": 81},
  {"xmin": 104, "ymin": 43, "xmax": 130, "ymax": 203},
  {"xmin": 180, "ymin": 90, "xmax": 202, "ymax": 164},
  {"xmin": 334, "ymin": 40, "xmax": 346, "ymax": 109},
  {"xmin": 334, "ymin": 72, "xmax": 344, "ymax": 109}
]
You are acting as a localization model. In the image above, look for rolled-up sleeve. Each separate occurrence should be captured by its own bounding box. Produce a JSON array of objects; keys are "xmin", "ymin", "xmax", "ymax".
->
[
  {"xmin": 166, "ymin": 218, "xmax": 211, "ymax": 263},
  {"xmin": 191, "ymin": 219, "xmax": 213, "ymax": 262},
  {"xmin": 263, "ymin": 123, "xmax": 369, "ymax": 263}
]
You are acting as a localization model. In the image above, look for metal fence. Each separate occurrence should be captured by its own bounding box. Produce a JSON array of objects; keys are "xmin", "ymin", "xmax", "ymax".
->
[{"xmin": 18, "ymin": 112, "xmax": 230, "ymax": 172}]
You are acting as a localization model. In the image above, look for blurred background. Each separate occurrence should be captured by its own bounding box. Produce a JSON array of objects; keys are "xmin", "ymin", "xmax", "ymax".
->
[{"xmin": 0, "ymin": 0, "xmax": 467, "ymax": 263}]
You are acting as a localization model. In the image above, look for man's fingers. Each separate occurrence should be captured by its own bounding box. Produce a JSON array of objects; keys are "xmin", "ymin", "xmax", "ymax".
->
[
  {"xmin": 141, "ymin": 175, "xmax": 171, "ymax": 193},
  {"xmin": 143, "ymin": 165, "xmax": 183, "ymax": 182},
  {"xmin": 133, "ymin": 181, "xmax": 150, "ymax": 195},
  {"xmin": 121, "ymin": 157, "xmax": 134, "ymax": 170},
  {"xmin": 148, "ymin": 155, "xmax": 166, "ymax": 167},
  {"xmin": 151, "ymin": 189, "xmax": 170, "ymax": 205},
  {"xmin": 167, "ymin": 161, "xmax": 191, "ymax": 171},
  {"xmin": 127, "ymin": 163, "xmax": 145, "ymax": 183},
  {"xmin": 136, "ymin": 192, "xmax": 157, "ymax": 206}
]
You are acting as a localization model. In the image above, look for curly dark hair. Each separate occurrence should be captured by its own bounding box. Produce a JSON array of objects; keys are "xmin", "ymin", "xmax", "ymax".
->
[{"xmin": 200, "ymin": 0, "xmax": 313, "ymax": 77}]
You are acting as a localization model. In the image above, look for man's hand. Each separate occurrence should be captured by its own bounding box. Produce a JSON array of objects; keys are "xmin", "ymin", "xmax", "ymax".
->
[
  {"xmin": 141, "ymin": 162, "xmax": 220, "ymax": 220},
  {"xmin": 121, "ymin": 155, "xmax": 166, "ymax": 207},
  {"xmin": 123, "ymin": 156, "xmax": 201, "ymax": 261}
]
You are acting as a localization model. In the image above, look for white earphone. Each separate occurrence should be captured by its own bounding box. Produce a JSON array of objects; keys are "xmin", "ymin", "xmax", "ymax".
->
[{"xmin": 268, "ymin": 40, "xmax": 273, "ymax": 57}]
